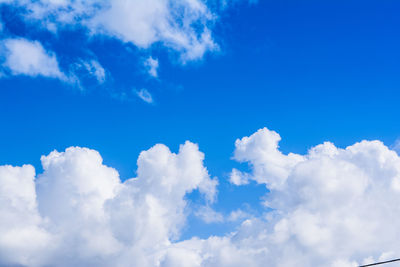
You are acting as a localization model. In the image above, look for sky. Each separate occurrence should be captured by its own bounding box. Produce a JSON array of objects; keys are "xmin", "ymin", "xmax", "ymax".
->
[{"xmin": 1, "ymin": 0, "xmax": 400, "ymax": 266}]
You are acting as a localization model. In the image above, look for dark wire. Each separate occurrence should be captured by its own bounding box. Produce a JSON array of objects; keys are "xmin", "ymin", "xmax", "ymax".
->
[{"xmin": 359, "ymin": 258, "xmax": 400, "ymax": 267}]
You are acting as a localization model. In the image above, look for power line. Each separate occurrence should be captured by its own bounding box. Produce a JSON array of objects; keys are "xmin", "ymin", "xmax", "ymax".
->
[{"xmin": 359, "ymin": 258, "xmax": 400, "ymax": 267}]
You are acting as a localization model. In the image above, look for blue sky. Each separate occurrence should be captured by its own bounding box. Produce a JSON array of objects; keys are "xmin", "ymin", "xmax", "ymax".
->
[
  {"xmin": 2, "ymin": 0, "xmax": 400, "ymax": 204},
  {"xmin": 2, "ymin": 0, "xmax": 399, "ymax": 172},
  {"xmin": 1, "ymin": 1, "xmax": 400, "ymax": 266}
]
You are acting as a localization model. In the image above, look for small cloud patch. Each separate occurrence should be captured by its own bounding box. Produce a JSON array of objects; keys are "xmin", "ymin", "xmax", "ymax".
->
[{"xmin": 135, "ymin": 88, "xmax": 153, "ymax": 104}]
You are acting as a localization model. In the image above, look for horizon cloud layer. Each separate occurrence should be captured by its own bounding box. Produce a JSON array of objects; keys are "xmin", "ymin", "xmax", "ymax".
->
[{"xmin": 1, "ymin": 127, "xmax": 400, "ymax": 266}]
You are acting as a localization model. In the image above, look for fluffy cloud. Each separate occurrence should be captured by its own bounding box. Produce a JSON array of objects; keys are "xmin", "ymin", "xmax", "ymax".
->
[
  {"xmin": 0, "ymin": 38, "xmax": 107, "ymax": 85},
  {"xmin": 3, "ymin": 128, "xmax": 400, "ymax": 266},
  {"xmin": 0, "ymin": 38, "xmax": 65, "ymax": 79},
  {"xmin": 223, "ymin": 127, "xmax": 400, "ymax": 266},
  {"xmin": 0, "ymin": 142, "xmax": 217, "ymax": 266},
  {"xmin": 231, "ymin": 128, "xmax": 304, "ymax": 189},
  {"xmin": 4, "ymin": 0, "xmax": 217, "ymax": 61},
  {"xmin": 0, "ymin": 165, "xmax": 52, "ymax": 266},
  {"xmin": 89, "ymin": 0, "xmax": 216, "ymax": 61}
]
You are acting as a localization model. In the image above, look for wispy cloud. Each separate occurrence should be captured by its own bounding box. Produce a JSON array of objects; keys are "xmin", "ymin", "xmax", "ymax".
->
[
  {"xmin": 195, "ymin": 205, "xmax": 224, "ymax": 224},
  {"xmin": 144, "ymin": 57, "xmax": 159, "ymax": 78},
  {"xmin": 82, "ymin": 60, "xmax": 106, "ymax": 84},
  {"xmin": 135, "ymin": 88, "xmax": 154, "ymax": 104}
]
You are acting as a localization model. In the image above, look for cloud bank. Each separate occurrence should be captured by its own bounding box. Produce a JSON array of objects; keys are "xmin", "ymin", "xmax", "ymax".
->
[
  {"xmin": 2, "ymin": 127, "xmax": 400, "ymax": 266},
  {"xmin": 1, "ymin": 142, "xmax": 217, "ymax": 266}
]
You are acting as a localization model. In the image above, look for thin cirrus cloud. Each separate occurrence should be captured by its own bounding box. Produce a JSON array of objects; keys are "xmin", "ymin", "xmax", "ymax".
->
[
  {"xmin": 81, "ymin": 60, "xmax": 106, "ymax": 84},
  {"xmin": 1, "ymin": 127, "xmax": 400, "ymax": 266}
]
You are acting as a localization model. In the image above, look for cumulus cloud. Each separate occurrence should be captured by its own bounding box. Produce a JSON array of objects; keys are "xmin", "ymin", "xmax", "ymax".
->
[
  {"xmin": 0, "ymin": 142, "xmax": 217, "ymax": 266},
  {"xmin": 230, "ymin": 128, "xmax": 304, "ymax": 189},
  {"xmin": 0, "ymin": 165, "xmax": 53, "ymax": 266},
  {"xmin": 1, "ymin": 38, "xmax": 65, "ymax": 79},
  {"xmin": 223, "ymin": 127, "xmax": 400, "ymax": 266},
  {"xmin": 3, "ymin": 127, "xmax": 400, "ymax": 266}
]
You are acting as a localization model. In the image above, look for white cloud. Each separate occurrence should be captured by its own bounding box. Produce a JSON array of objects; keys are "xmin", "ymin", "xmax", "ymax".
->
[
  {"xmin": 90, "ymin": 0, "xmax": 217, "ymax": 61},
  {"xmin": 221, "ymin": 127, "xmax": 400, "ymax": 266},
  {"xmin": 144, "ymin": 57, "xmax": 159, "ymax": 78},
  {"xmin": 229, "ymin": 168, "xmax": 250, "ymax": 185},
  {"xmin": 3, "ymin": 128, "xmax": 400, "ymax": 266},
  {"xmin": 195, "ymin": 206, "xmax": 224, "ymax": 224},
  {"xmin": 227, "ymin": 209, "xmax": 250, "ymax": 222},
  {"xmin": 231, "ymin": 127, "xmax": 304, "ymax": 189},
  {"xmin": 0, "ymin": 142, "xmax": 217, "ymax": 266},
  {"xmin": 1, "ymin": 38, "xmax": 65, "ymax": 79},
  {"xmin": 136, "ymin": 88, "xmax": 154, "ymax": 104},
  {"xmin": 0, "ymin": 165, "xmax": 53, "ymax": 266},
  {"xmin": 6, "ymin": 0, "xmax": 218, "ymax": 61},
  {"xmin": 82, "ymin": 60, "xmax": 106, "ymax": 83},
  {"xmin": 0, "ymin": 0, "xmax": 220, "ymax": 90}
]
